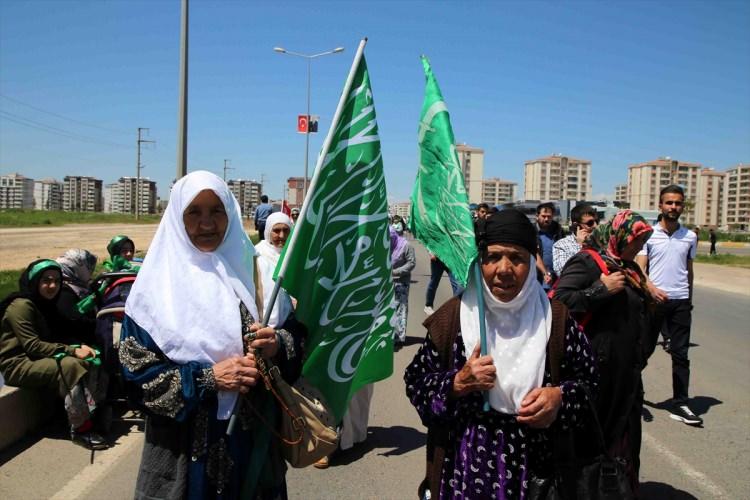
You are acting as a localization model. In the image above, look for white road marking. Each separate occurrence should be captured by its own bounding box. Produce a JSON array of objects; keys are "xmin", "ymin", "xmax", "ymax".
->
[
  {"xmin": 50, "ymin": 426, "xmax": 143, "ymax": 500},
  {"xmin": 642, "ymin": 430, "xmax": 728, "ymax": 499}
]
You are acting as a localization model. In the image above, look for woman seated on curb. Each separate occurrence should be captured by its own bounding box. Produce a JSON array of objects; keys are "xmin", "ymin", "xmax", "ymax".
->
[{"xmin": 0, "ymin": 259, "xmax": 109, "ymax": 450}]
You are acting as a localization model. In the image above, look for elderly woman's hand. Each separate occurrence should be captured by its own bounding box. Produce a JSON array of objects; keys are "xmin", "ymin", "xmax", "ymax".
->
[
  {"xmin": 516, "ymin": 386, "xmax": 562, "ymax": 428},
  {"xmin": 212, "ymin": 353, "xmax": 258, "ymax": 393},
  {"xmin": 73, "ymin": 344, "xmax": 97, "ymax": 360},
  {"xmin": 247, "ymin": 323, "xmax": 279, "ymax": 359},
  {"xmin": 450, "ymin": 345, "xmax": 496, "ymax": 398}
]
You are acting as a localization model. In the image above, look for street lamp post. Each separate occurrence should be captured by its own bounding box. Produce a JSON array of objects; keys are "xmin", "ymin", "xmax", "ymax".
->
[{"xmin": 274, "ymin": 46, "xmax": 344, "ymax": 200}]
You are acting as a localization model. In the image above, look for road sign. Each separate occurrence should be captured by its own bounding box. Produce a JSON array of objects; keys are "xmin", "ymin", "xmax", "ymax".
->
[{"xmin": 297, "ymin": 115, "xmax": 308, "ymax": 133}]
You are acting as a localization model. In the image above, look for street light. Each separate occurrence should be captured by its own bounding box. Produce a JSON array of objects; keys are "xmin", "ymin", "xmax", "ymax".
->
[{"xmin": 274, "ymin": 45, "xmax": 344, "ymax": 200}]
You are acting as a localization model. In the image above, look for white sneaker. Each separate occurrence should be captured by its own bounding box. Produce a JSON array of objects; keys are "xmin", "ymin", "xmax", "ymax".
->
[{"xmin": 424, "ymin": 306, "xmax": 435, "ymax": 316}]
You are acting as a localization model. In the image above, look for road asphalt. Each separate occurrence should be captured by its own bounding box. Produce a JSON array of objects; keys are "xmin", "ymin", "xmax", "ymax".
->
[{"xmin": 0, "ymin": 239, "xmax": 748, "ymax": 499}]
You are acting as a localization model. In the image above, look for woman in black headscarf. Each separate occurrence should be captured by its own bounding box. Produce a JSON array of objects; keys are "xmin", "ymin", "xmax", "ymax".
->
[{"xmin": 0, "ymin": 259, "xmax": 108, "ymax": 449}]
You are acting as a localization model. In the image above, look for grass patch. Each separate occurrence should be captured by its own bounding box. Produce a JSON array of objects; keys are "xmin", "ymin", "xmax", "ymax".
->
[
  {"xmin": 0, "ymin": 209, "xmax": 161, "ymax": 227},
  {"xmin": 695, "ymin": 254, "xmax": 750, "ymax": 268},
  {"xmin": 0, "ymin": 269, "xmax": 21, "ymax": 299}
]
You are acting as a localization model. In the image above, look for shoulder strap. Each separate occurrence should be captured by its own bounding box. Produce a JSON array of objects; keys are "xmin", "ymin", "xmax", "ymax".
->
[
  {"xmin": 548, "ymin": 299, "xmax": 568, "ymax": 386},
  {"xmin": 420, "ymin": 295, "xmax": 462, "ymax": 499},
  {"xmin": 582, "ymin": 248, "xmax": 610, "ymax": 276}
]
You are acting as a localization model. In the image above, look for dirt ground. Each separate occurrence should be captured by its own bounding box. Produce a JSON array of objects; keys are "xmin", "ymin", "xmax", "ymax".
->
[{"xmin": 0, "ymin": 222, "xmax": 258, "ymax": 271}]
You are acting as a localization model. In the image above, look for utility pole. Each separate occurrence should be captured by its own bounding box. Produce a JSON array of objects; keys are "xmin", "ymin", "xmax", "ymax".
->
[
  {"xmin": 223, "ymin": 159, "xmax": 234, "ymax": 181},
  {"xmin": 176, "ymin": 0, "xmax": 189, "ymax": 179},
  {"xmin": 136, "ymin": 127, "xmax": 155, "ymax": 220},
  {"xmin": 260, "ymin": 173, "xmax": 267, "ymax": 195}
]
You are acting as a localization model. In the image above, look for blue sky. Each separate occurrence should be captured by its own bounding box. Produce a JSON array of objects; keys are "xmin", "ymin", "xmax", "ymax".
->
[{"xmin": 1, "ymin": 0, "xmax": 748, "ymax": 202}]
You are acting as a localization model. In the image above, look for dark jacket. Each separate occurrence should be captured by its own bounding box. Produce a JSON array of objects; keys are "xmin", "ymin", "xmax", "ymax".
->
[{"xmin": 553, "ymin": 251, "xmax": 648, "ymax": 483}]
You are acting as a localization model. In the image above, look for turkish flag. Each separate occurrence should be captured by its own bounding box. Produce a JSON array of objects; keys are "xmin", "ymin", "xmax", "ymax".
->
[
  {"xmin": 282, "ymin": 200, "xmax": 291, "ymax": 216},
  {"xmin": 297, "ymin": 115, "xmax": 308, "ymax": 133}
]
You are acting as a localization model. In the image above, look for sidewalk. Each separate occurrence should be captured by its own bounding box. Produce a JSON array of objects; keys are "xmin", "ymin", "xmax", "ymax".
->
[{"xmin": 693, "ymin": 262, "xmax": 750, "ymax": 296}]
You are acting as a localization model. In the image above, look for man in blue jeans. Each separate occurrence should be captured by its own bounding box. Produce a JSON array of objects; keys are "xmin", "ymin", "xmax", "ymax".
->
[
  {"xmin": 637, "ymin": 184, "xmax": 702, "ymax": 426},
  {"xmin": 423, "ymin": 253, "xmax": 463, "ymax": 315}
]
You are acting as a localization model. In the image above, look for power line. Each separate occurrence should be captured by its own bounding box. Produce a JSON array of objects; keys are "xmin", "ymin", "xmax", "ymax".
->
[
  {"xmin": 0, "ymin": 110, "xmax": 133, "ymax": 149},
  {"xmin": 0, "ymin": 93, "xmax": 130, "ymax": 135}
]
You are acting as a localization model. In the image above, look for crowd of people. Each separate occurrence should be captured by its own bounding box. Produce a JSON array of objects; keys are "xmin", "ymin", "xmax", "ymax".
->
[{"xmin": 0, "ymin": 175, "xmax": 706, "ymax": 499}]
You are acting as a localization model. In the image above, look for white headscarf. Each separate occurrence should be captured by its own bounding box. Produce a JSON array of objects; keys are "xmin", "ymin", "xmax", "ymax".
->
[
  {"xmin": 460, "ymin": 255, "xmax": 552, "ymax": 414},
  {"xmin": 255, "ymin": 212, "xmax": 293, "ymax": 264},
  {"xmin": 254, "ymin": 212, "xmax": 293, "ymax": 327},
  {"xmin": 125, "ymin": 170, "xmax": 259, "ymax": 420}
]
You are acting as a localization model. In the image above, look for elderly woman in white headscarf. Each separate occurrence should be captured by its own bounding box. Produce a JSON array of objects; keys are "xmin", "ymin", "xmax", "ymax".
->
[
  {"xmin": 119, "ymin": 171, "xmax": 304, "ymax": 500},
  {"xmin": 254, "ymin": 212, "xmax": 295, "ymax": 328},
  {"xmin": 405, "ymin": 209, "xmax": 598, "ymax": 500}
]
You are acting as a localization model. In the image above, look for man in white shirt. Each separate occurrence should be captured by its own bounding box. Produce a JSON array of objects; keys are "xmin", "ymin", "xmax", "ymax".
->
[{"xmin": 637, "ymin": 184, "xmax": 702, "ymax": 426}]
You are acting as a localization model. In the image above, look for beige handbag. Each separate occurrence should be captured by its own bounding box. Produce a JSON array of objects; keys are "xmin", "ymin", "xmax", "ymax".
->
[{"xmin": 255, "ymin": 357, "xmax": 339, "ymax": 468}]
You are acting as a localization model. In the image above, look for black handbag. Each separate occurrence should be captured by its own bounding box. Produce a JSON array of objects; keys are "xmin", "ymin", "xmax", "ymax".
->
[{"xmin": 574, "ymin": 386, "xmax": 634, "ymax": 500}]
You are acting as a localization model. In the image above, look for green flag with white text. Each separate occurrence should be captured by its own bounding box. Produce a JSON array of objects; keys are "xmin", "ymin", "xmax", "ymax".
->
[
  {"xmin": 279, "ymin": 50, "xmax": 394, "ymax": 421},
  {"xmin": 409, "ymin": 56, "xmax": 477, "ymax": 286}
]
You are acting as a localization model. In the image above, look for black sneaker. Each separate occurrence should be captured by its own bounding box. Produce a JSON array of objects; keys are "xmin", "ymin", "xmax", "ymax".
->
[
  {"xmin": 72, "ymin": 431, "xmax": 109, "ymax": 450},
  {"xmin": 670, "ymin": 404, "xmax": 703, "ymax": 426}
]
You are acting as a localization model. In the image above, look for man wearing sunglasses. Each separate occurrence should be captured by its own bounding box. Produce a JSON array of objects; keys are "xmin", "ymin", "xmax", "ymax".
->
[{"xmin": 552, "ymin": 203, "xmax": 599, "ymax": 276}]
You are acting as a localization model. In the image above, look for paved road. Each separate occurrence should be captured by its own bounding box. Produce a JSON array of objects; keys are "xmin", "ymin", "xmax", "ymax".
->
[{"xmin": 1, "ymin": 240, "xmax": 748, "ymax": 499}]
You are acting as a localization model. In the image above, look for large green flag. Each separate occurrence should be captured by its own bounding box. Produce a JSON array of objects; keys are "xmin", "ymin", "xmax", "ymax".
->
[
  {"xmin": 278, "ymin": 44, "xmax": 394, "ymax": 421},
  {"xmin": 409, "ymin": 57, "xmax": 477, "ymax": 287}
]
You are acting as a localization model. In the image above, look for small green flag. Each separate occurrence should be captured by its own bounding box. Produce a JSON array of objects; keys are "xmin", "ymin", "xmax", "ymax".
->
[
  {"xmin": 279, "ymin": 48, "xmax": 394, "ymax": 421},
  {"xmin": 409, "ymin": 56, "xmax": 477, "ymax": 286}
]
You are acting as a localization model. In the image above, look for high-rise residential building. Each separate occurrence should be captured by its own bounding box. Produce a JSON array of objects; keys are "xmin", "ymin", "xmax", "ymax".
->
[
  {"xmin": 524, "ymin": 154, "xmax": 592, "ymax": 201},
  {"xmin": 389, "ymin": 202, "xmax": 411, "ymax": 220},
  {"xmin": 481, "ymin": 178, "xmax": 517, "ymax": 206},
  {"xmin": 0, "ymin": 173, "xmax": 35, "ymax": 209},
  {"xmin": 722, "ymin": 163, "xmax": 750, "ymax": 231},
  {"xmin": 227, "ymin": 178, "xmax": 262, "ymax": 217},
  {"xmin": 696, "ymin": 168, "xmax": 725, "ymax": 228},
  {"xmin": 62, "ymin": 176, "xmax": 103, "ymax": 212},
  {"xmin": 614, "ymin": 184, "xmax": 628, "ymax": 204},
  {"xmin": 456, "ymin": 144, "xmax": 484, "ymax": 203},
  {"xmin": 286, "ymin": 177, "xmax": 311, "ymax": 208},
  {"xmin": 33, "ymin": 178, "xmax": 63, "ymax": 211},
  {"xmin": 627, "ymin": 157, "xmax": 701, "ymax": 226},
  {"xmin": 104, "ymin": 177, "xmax": 157, "ymax": 215}
]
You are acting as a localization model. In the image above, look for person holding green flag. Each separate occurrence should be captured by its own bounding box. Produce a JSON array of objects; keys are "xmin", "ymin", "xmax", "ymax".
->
[{"xmin": 405, "ymin": 210, "xmax": 598, "ymax": 499}]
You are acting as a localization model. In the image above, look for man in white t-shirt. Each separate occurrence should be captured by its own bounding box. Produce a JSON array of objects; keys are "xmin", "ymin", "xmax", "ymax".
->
[{"xmin": 637, "ymin": 184, "xmax": 702, "ymax": 426}]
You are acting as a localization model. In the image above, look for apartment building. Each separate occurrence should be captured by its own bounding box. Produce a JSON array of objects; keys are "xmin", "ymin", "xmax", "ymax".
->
[
  {"xmin": 627, "ymin": 157, "xmax": 701, "ymax": 226},
  {"xmin": 696, "ymin": 169, "xmax": 725, "ymax": 228},
  {"xmin": 0, "ymin": 173, "xmax": 35, "ymax": 209},
  {"xmin": 228, "ymin": 178, "xmax": 262, "ymax": 217},
  {"xmin": 524, "ymin": 154, "xmax": 592, "ymax": 201},
  {"xmin": 286, "ymin": 177, "xmax": 310, "ymax": 208},
  {"xmin": 104, "ymin": 177, "xmax": 157, "ymax": 215},
  {"xmin": 456, "ymin": 144, "xmax": 484, "ymax": 204},
  {"xmin": 481, "ymin": 178, "xmax": 517, "ymax": 206},
  {"xmin": 722, "ymin": 163, "xmax": 750, "ymax": 231},
  {"xmin": 33, "ymin": 178, "xmax": 63, "ymax": 211},
  {"xmin": 63, "ymin": 176, "xmax": 103, "ymax": 212},
  {"xmin": 614, "ymin": 184, "xmax": 628, "ymax": 204},
  {"xmin": 389, "ymin": 202, "xmax": 411, "ymax": 220}
]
